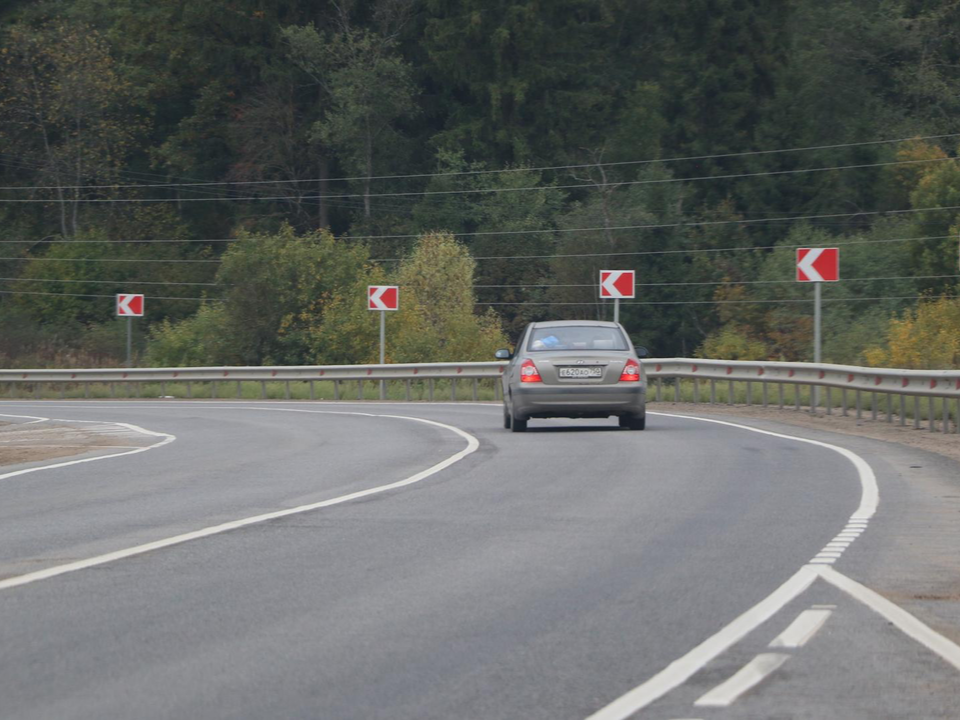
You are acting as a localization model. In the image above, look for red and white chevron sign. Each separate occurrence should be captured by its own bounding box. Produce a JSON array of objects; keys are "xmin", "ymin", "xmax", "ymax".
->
[
  {"xmin": 116, "ymin": 293, "xmax": 144, "ymax": 317},
  {"xmin": 796, "ymin": 248, "xmax": 839, "ymax": 282},
  {"xmin": 599, "ymin": 270, "xmax": 635, "ymax": 298},
  {"xmin": 368, "ymin": 285, "xmax": 399, "ymax": 311}
]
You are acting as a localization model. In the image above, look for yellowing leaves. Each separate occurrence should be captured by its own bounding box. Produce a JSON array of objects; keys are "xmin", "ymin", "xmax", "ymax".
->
[{"xmin": 865, "ymin": 296, "xmax": 960, "ymax": 369}]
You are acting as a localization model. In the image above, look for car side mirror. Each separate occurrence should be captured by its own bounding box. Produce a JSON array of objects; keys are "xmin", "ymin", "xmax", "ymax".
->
[
  {"xmin": 635, "ymin": 346, "xmax": 650, "ymax": 358},
  {"xmin": 495, "ymin": 349, "xmax": 512, "ymax": 360}
]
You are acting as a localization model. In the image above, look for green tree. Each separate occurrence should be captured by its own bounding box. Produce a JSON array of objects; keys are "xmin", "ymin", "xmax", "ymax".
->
[{"xmin": 0, "ymin": 20, "xmax": 146, "ymax": 237}]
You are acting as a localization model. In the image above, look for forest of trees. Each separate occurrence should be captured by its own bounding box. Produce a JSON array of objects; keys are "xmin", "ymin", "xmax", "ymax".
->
[{"xmin": 1, "ymin": 0, "xmax": 959, "ymax": 368}]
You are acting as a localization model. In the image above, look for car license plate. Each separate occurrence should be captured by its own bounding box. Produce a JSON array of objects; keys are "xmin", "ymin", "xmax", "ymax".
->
[{"xmin": 558, "ymin": 367, "xmax": 602, "ymax": 379}]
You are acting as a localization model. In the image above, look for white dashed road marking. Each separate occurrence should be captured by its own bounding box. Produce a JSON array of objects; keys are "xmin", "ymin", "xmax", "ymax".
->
[
  {"xmin": 768, "ymin": 608, "xmax": 833, "ymax": 649},
  {"xmin": 694, "ymin": 653, "xmax": 790, "ymax": 707}
]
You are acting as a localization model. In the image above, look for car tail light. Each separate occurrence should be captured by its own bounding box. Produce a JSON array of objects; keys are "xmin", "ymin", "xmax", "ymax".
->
[
  {"xmin": 520, "ymin": 359, "xmax": 542, "ymax": 383},
  {"xmin": 620, "ymin": 362, "xmax": 641, "ymax": 382}
]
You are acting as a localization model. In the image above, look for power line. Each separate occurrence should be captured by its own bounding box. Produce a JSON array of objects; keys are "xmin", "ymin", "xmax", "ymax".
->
[
  {"xmin": 2, "ymin": 132, "xmax": 957, "ymax": 191},
  {"xmin": 377, "ymin": 232, "xmax": 956, "ymax": 263},
  {"xmin": 1, "ymin": 156, "xmax": 952, "ymax": 203},
  {"xmin": 474, "ymin": 274, "xmax": 960, "ymax": 288},
  {"xmin": 0, "ymin": 232, "xmax": 951, "ymax": 268},
  {"xmin": 0, "ymin": 277, "xmax": 219, "ymax": 287},
  {"xmin": 0, "ymin": 290, "xmax": 206, "ymax": 301},
  {"xmin": 357, "ymin": 205, "xmax": 960, "ymax": 244},
  {"xmin": 0, "ymin": 257, "xmax": 220, "ymax": 264},
  {"xmin": 476, "ymin": 295, "xmax": 957, "ymax": 307}
]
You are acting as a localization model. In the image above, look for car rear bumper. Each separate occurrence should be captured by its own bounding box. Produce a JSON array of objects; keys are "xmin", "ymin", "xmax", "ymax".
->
[{"xmin": 511, "ymin": 383, "xmax": 646, "ymax": 419}]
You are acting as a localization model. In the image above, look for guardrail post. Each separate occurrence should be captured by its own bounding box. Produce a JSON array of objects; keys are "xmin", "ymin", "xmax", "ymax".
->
[
  {"xmin": 405, "ymin": 379, "xmax": 411, "ymax": 402},
  {"xmin": 674, "ymin": 380, "xmax": 680, "ymax": 403},
  {"xmin": 728, "ymin": 380, "xmax": 734, "ymax": 405},
  {"xmin": 855, "ymin": 390, "xmax": 861, "ymax": 419},
  {"xmin": 886, "ymin": 393, "xmax": 892, "ymax": 422},
  {"xmin": 826, "ymin": 386, "xmax": 832, "ymax": 415},
  {"xmin": 309, "ymin": 380, "xmax": 315, "ymax": 401},
  {"xmin": 109, "ymin": 383, "xmax": 115, "ymax": 399},
  {"xmin": 913, "ymin": 396, "xmax": 920, "ymax": 429},
  {"xmin": 795, "ymin": 386, "xmax": 801, "ymax": 412},
  {"xmin": 186, "ymin": 382, "xmax": 192, "ymax": 399},
  {"xmin": 942, "ymin": 397, "xmax": 950, "ymax": 434},
  {"xmin": 160, "ymin": 381, "xmax": 166, "ymax": 398},
  {"xmin": 929, "ymin": 397, "xmax": 936, "ymax": 432},
  {"xmin": 260, "ymin": 380, "xmax": 267, "ymax": 399},
  {"xmin": 284, "ymin": 381, "xmax": 291, "ymax": 400},
  {"xmin": 494, "ymin": 380, "xmax": 501, "ymax": 401},
  {"xmin": 778, "ymin": 383, "xmax": 784, "ymax": 410},
  {"xmin": 451, "ymin": 378, "xmax": 457, "ymax": 401},
  {"xmin": 810, "ymin": 384, "xmax": 817, "ymax": 415},
  {"xmin": 899, "ymin": 394, "xmax": 906, "ymax": 426},
  {"xmin": 746, "ymin": 381, "xmax": 752, "ymax": 406},
  {"xmin": 841, "ymin": 388, "xmax": 848, "ymax": 416},
  {"xmin": 357, "ymin": 380, "xmax": 363, "ymax": 400},
  {"xmin": 472, "ymin": 378, "xmax": 478, "ymax": 402},
  {"xmin": 211, "ymin": 381, "xmax": 217, "ymax": 399},
  {"xmin": 871, "ymin": 392, "xmax": 877, "ymax": 421},
  {"xmin": 762, "ymin": 382, "xmax": 768, "ymax": 408},
  {"xmin": 428, "ymin": 379, "xmax": 435, "ymax": 401}
]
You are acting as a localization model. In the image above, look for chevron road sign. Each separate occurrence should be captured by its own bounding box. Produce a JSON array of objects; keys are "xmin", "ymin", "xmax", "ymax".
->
[
  {"xmin": 368, "ymin": 285, "xmax": 399, "ymax": 311},
  {"xmin": 116, "ymin": 294, "xmax": 144, "ymax": 317},
  {"xmin": 599, "ymin": 270, "xmax": 636, "ymax": 298},
  {"xmin": 796, "ymin": 248, "xmax": 839, "ymax": 282}
]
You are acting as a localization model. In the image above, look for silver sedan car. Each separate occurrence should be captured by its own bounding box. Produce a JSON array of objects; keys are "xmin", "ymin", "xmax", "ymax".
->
[{"xmin": 496, "ymin": 320, "xmax": 648, "ymax": 432}]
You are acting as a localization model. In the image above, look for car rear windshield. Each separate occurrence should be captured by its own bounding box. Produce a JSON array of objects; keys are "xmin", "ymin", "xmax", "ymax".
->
[{"xmin": 527, "ymin": 326, "xmax": 629, "ymax": 352}]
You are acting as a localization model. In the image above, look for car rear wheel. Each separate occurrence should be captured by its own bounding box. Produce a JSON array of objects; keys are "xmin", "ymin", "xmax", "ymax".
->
[
  {"xmin": 619, "ymin": 415, "xmax": 646, "ymax": 431},
  {"xmin": 511, "ymin": 415, "xmax": 528, "ymax": 432}
]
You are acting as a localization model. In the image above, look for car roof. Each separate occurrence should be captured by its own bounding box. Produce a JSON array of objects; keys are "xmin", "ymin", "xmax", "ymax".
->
[{"xmin": 531, "ymin": 320, "xmax": 621, "ymax": 329}]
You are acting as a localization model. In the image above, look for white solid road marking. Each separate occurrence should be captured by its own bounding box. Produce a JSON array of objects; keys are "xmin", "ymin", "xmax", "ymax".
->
[
  {"xmin": 586, "ymin": 411, "xmax": 877, "ymax": 720},
  {"xmin": 820, "ymin": 566, "xmax": 960, "ymax": 673},
  {"xmin": 584, "ymin": 565, "xmax": 820, "ymax": 720},
  {"xmin": 0, "ymin": 412, "xmax": 50, "ymax": 425},
  {"xmin": 694, "ymin": 653, "xmax": 790, "ymax": 707},
  {"xmin": 769, "ymin": 608, "xmax": 833, "ymax": 648},
  {"xmin": 0, "ymin": 410, "xmax": 478, "ymax": 592},
  {"xmin": 0, "ymin": 416, "xmax": 175, "ymax": 482}
]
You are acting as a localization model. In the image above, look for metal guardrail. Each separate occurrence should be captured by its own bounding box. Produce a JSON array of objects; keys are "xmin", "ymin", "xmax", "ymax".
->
[
  {"xmin": 0, "ymin": 362, "xmax": 505, "ymax": 402},
  {"xmin": 646, "ymin": 358, "xmax": 960, "ymax": 434},
  {"xmin": 1, "ymin": 358, "xmax": 957, "ymax": 432}
]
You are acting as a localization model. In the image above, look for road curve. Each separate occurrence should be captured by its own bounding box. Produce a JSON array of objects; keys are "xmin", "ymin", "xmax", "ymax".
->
[{"xmin": 0, "ymin": 401, "xmax": 957, "ymax": 719}]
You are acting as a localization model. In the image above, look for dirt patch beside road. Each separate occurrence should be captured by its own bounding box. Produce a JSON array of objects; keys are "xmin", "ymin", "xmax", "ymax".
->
[
  {"xmin": 0, "ymin": 421, "xmax": 141, "ymax": 467},
  {"xmin": 652, "ymin": 402, "xmax": 960, "ymax": 465}
]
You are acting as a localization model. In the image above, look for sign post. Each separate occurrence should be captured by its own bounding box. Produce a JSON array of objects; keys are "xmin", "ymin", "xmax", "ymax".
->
[
  {"xmin": 368, "ymin": 285, "xmax": 399, "ymax": 399},
  {"xmin": 116, "ymin": 294, "xmax": 144, "ymax": 368},
  {"xmin": 796, "ymin": 248, "xmax": 839, "ymax": 408},
  {"xmin": 599, "ymin": 270, "xmax": 636, "ymax": 323}
]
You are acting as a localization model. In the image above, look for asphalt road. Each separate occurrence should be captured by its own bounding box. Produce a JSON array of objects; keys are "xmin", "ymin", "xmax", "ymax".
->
[{"xmin": 0, "ymin": 401, "xmax": 958, "ymax": 719}]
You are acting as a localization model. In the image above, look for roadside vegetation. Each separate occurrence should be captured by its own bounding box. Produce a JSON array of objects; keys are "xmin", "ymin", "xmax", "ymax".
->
[{"xmin": 1, "ymin": 1, "xmax": 959, "ymax": 369}]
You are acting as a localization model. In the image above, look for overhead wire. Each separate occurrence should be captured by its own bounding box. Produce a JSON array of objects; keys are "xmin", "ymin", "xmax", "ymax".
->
[
  {"xmin": 2, "ymin": 131, "xmax": 957, "ymax": 191},
  {"xmin": 0, "ymin": 156, "xmax": 953, "ymax": 202}
]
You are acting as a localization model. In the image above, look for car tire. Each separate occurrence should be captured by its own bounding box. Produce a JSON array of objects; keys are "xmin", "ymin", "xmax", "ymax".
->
[
  {"xmin": 620, "ymin": 414, "xmax": 646, "ymax": 431},
  {"xmin": 503, "ymin": 404, "xmax": 512, "ymax": 429},
  {"xmin": 511, "ymin": 416, "xmax": 528, "ymax": 432}
]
